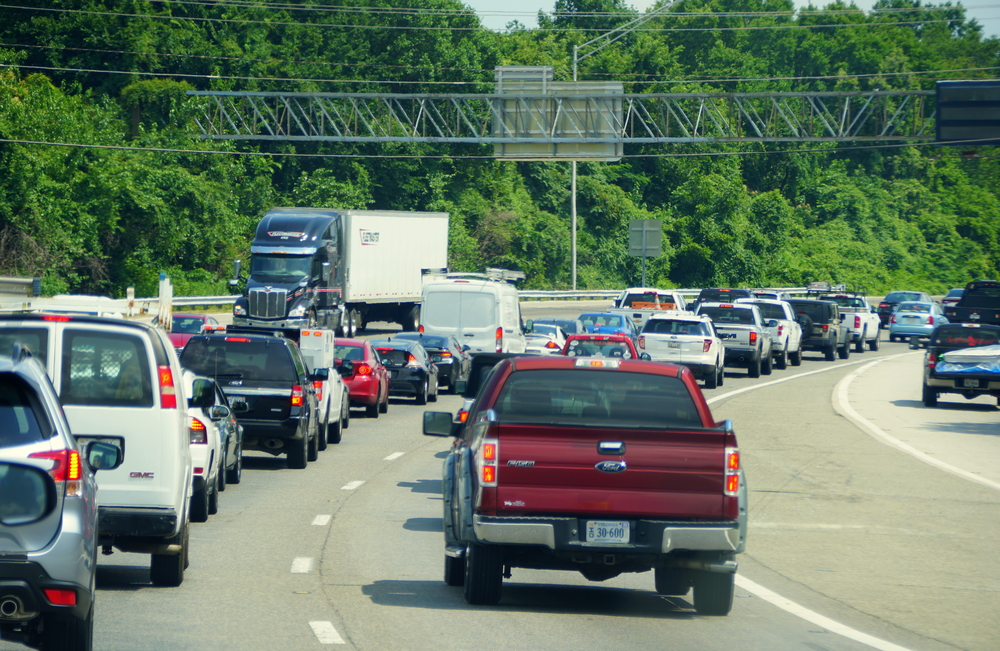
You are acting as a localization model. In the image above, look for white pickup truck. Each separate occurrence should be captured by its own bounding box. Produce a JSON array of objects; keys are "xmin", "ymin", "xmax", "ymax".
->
[
  {"xmin": 637, "ymin": 313, "xmax": 726, "ymax": 388},
  {"xmin": 695, "ymin": 302, "xmax": 774, "ymax": 378},
  {"xmin": 819, "ymin": 293, "xmax": 881, "ymax": 352},
  {"xmin": 736, "ymin": 298, "xmax": 803, "ymax": 368},
  {"xmin": 610, "ymin": 287, "xmax": 689, "ymax": 331}
]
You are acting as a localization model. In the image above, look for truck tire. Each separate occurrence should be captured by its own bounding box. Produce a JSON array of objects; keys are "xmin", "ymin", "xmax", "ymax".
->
[
  {"xmin": 445, "ymin": 554, "xmax": 465, "ymax": 587},
  {"xmin": 868, "ymin": 332, "xmax": 880, "ymax": 351},
  {"xmin": 791, "ymin": 347, "xmax": 802, "ymax": 366},
  {"xmin": 855, "ymin": 328, "xmax": 866, "ymax": 353},
  {"xmin": 342, "ymin": 396, "xmax": 350, "ymax": 429},
  {"xmin": 463, "ymin": 543, "xmax": 503, "ymax": 605},
  {"xmin": 775, "ymin": 348, "xmax": 788, "ymax": 370},
  {"xmin": 217, "ymin": 451, "xmax": 227, "ymax": 492},
  {"xmin": 41, "ymin": 603, "xmax": 93, "ymax": 651},
  {"xmin": 747, "ymin": 356, "xmax": 761, "ymax": 378},
  {"xmin": 150, "ymin": 523, "xmax": 188, "ymax": 587},
  {"xmin": 226, "ymin": 441, "xmax": 243, "ymax": 485},
  {"xmin": 761, "ymin": 349, "xmax": 773, "ymax": 375},
  {"xmin": 654, "ymin": 568, "xmax": 691, "ymax": 596},
  {"xmin": 838, "ymin": 340, "xmax": 850, "ymax": 359},
  {"xmin": 207, "ymin": 474, "xmax": 219, "ymax": 515},
  {"xmin": 347, "ymin": 309, "xmax": 358, "ymax": 338},
  {"xmin": 693, "ymin": 570, "xmax": 734, "ymax": 616},
  {"xmin": 327, "ymin": 418, "xmax": 342, "ymax": 445},
  {"xmin": 317, "ymin": 420, "xmax": 328, "ymax": 452},
  {"xmin": 824, "ymin": 343, "xmax": 836, "ymax": 361},
  {"xmin": 287, "ymin": 433, "xmax": 308, "ymax": 469},
  {"xmin": 922, "ymin": 384, "xmax": 938, "ymax": 407}
]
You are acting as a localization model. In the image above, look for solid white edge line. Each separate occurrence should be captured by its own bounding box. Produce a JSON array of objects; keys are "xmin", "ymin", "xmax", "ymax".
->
[
  {"xmin": 341, "ymin": 480, "xmax": 365, "ymax": 491},
  {"xmin": 833, "ymin": 358, "xmax": 1000, "ymax": 492},
  {"xmin": 290, "ymin": 557, "xmax": 313, "ymax": 574},
  {"xmin": 735, "ymin": 576, "xmax": 913, "ymax": 651},
  {"xmin": 309, "ymin": 621, "xmax": 346, "ymax": 645},
  {"xmin": 312, "ymin": 514, "xmax": 332, "ymax": 526},
  {"xmin": 384, "ymin": 452, "xmax": 405, "ymax": 461}
]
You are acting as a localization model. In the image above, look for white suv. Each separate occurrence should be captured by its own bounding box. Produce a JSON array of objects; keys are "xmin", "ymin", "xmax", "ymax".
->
[{"xmin": 0, "ymin": 314, "xmax": 193, "ymax": 586}]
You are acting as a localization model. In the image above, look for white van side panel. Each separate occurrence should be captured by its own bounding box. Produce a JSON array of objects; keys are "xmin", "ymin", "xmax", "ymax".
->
[{"xmin": 421, "ymin": 281, "xmax": 527, "ymax": 354}]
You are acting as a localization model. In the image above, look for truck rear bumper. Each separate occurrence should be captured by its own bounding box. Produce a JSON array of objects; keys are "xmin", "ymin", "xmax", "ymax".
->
[{"xmin": 473, "ymin": 515, "xmax": 742, "ymax": 554}]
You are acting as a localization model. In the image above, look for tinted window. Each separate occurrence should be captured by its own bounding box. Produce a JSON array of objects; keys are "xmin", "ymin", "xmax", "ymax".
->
[
  {"xmin": 746, "ymin": 303, "xmax": 788, "ymax": 320},
  {"xmin": 375, "ymin": 347, "xmax": 411, "ymax": 366},
  {"xmin": 565, "ymin": 339, "xmax": 633, "ymax": 358},
  {"xmin": 171, "ymin": 317, "xmax": 205, "ymax": 334},
  {"xmin": 537, "ymin": 319, "xmax": 582, "ymax": 334},
  {"xmin": 931, "ymin": 326, "xmax": 1000, "ymax": 348},
  {"xmin": 788, "ymin": 301, "xmax": 832, "ymax": 322},
  {"xmin": 0, "ymin": 374, "xmax": 52, "ymax": 447},
  {"xmin": 0, "ymin": 328, "xmax": 49, "ymax": 365},
  {"xmin": 898, "ymin": 302, "xmax": 931, "ymax": 313},
  {"xmin": 961, "ymin": 286, "xmax": 1000, "ymax": 308},
  {"xmin": 530, "ymin": 324, "xmax": 562, "ymax": 338},
  {"xmin": 61, "ymin": 330, "xmax": 153, "ymax": 407},
  {"xmin": 886, "ymin": 292, "xmax": 923, "ymax": 302},
  {"xmin": 643, "ymin": 320, "xmax": 708, "ymax": 336},
  {"xmin": 181, "ymin": 338, "xmax": 297, "ymax": 382},
  {"xmin": 698, "ymin": 307, "xmax": 755, "ymax": 324},
  {"xmin": 334, "ymin": 344, "xmax": 366, "ymax": 361},
  {"xmin": 698, "ymin": 289, "xmax": 751, "ymax": 302},
  {"xmin": 945, "ymin": 289, "xmax": 965, "ymax": 298},
  {"xmin": 493, "ymin": 369, "xmax": 700, "ymax": 428}
]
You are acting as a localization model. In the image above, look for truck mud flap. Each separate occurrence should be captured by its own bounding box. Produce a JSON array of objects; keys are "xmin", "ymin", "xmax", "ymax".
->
[
  {"xmin": 442, "ymin": 452, "xmax": 458, "ymax": 546},
  {"xmin": 457, "ymin": 448, "xmax": 476, "ymax": 543}
]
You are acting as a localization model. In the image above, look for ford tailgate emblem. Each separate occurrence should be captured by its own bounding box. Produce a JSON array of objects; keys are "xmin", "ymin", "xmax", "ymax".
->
[{"xmin": 595, "ymin": 460, "xmax": 626, "ymax": 473}]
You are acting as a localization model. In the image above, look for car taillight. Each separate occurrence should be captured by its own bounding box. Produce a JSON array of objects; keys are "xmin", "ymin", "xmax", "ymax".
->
[
  {"xmin": 855, "ymin": 316, "xmax": 861, "ymax": 328},
  {"xmin": 478, "ymin": 438, "xmax": 498, "ymax": 487},
  {"xmin": 822, "ymin": 324, "xmax": 829, "ymax": 332},
  {"xmin": 291, "ymin": 384, "xmax": 304, "ymax": 407},
  {"xmin": 703, "ymin": 339, "xmax": 712, "ymax": 352},
  {"xmin": 43, "ymin": 588, "xmax": 77, "ymax": 607},
  {"xmin": 927, "ymin": 316, "xmax": 935, "ymax": 325},
  {"xmin": 638, "ymin": 335, "xmax": 646, "ymax": 349},
  {"xmin": 440, "ymin": 351, "xmax": 452, "ymax": 358},
  {"xmin": 890, "ymin": 315, "xmax": 897, "ymax": 324},
  {"xmin": 157, "ymin": 365, "xmax": 177, "ymax": 409},
  {"xmin": 42, "ymin": 315, "xmax": 71, "ymax": 322},
  {"xmin": 495, "ymin": 327, "xmax": 503, "ymax": 353},
  {"xmin": 545, "ymin": 341, "xmax": 559, "ymax": 349},
  {"xmin": 406, "ymin": 353, "xmax": 421, "ymax": 367},
  {"xmin": 724, "ymin": 447, "xmax": 740, "ymax": 496},
  {"xmin": 879, "ymin": 302, "xmax": 889, "ymax": 309},
  {"xmin": 418, "ymin": 324, "xmax": 424, "ymax": 333},
  {"xmin": 29, "ymin": 449, "xmax": 83, "ymax": 498},
  {"xmin": 313, "ymin": 380, "xmax": 323, "ymax": 401},
  {"xmin": 749, "ymin": 331, "xmax": 757, "ymax": 345},
  {"xmin": 190, "ymin": 418, "xmax": 207, "ymax": 444},
  {"xmin": 458, "ymin": 410, "xmax": 470, "ymax": 423},
  {"xmin": 355, "ymin": 363, "xmax": 372, "ymax": 375}
]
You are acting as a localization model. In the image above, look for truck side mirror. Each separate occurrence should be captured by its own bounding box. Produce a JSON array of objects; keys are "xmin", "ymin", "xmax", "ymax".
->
[
  {"xmin": 311, "ymin": 368, "xmax": 330, "ymax": 381},
  {"xmin": 321, "ymin": 262, "xmax": 331, "ymax": 282},
  {"xmin": 525, "ymin": 319, "xmax": 533, "ymax": 332},
  {"xmin": 767, "ymin": 319, "xmax": 779, "ymax": 328},
  {"xmin": 454, "ymin": 380, "xmax": 467, "ymax": 394},
  {"xmin": 423, "ymin": 411, "xmax": 461, "ymax": 437}
]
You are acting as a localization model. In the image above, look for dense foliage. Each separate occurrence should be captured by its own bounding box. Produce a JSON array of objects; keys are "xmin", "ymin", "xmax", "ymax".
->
[{"xmin": 1, "ymin": 0, "xmax": 998, "ymax": 296}]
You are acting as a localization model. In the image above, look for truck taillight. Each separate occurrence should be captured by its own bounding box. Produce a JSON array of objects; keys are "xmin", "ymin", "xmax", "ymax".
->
[
  {"xmin": 29, "ymin": 449, "xmax": 84, "ymax": 497},
  {"xmin": 157, "ymin": 365, "xmax": 177, "ymax": 409},
  {"xmin": 479, "ymin": 438, "xmax": 498, "ymax": 487},
  {"xmin": 189, "ymin": 418, "xmax": 207, "ymax": 444},
  {"xmin": 495, "ymin": 327, "xmax": 503, "ymax": 353},
  {"xmin": 777, "ymin": 325, "xmax": 783, "ymax": 337},
  {"xmin": 854, "ymin": 315, "xmax": 861, "ymax": 328},
  {"xmin": 928, "ymin": 352, "xmax": 937, "ymax": 370},
  {"xmin": 749, "ymin": 331, "xmax": 757, "ymax": 345},
  {"xmin": 291, "ymin": 385, "xmax": 304, "ymax": 407},
  {"xmin": 821, "ymin": 324, "xmax": 829, "ymax": 332},
  {"xmin": 638, "ymin": 335, "xmax": 645, "ymax": 349},
  {"xmin": 313, "ymin": 380, "xmax": 323, "ymax": 401},
  {"xmin": 724, "ymin": 447, "xmax": 740, "ymax": 496},
  {"xmin": 703, "ymin": 339, "xmax": 712, "ymax": 352}
]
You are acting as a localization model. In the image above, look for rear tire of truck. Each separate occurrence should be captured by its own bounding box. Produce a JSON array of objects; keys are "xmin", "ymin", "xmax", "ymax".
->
[
  {"xmin": 306, "ymin": 310, "xmax": 318, "ymax": 329},
  {"xmin": 445, "ymin": 554, "xmax": 465, "ymax": 587},
  {"xmin": 747, "ymin": 356, "xmax": 761, "ymax": 378},
  {"xmin": 287, "ymin": 434, "xmax": 308, "ymax": 469},
  {"xmin": 463, "ymin": 543, "xmax": 503, "ymax": 605},
  {"xmin": 824, "ymin": 343, "xmax": 836, "ymax": 361},
  {"xmin": 348, "ymin": 309, "xmax": 358, "ymax": 337},
  {"xmin": 791, "ymin": 348, "xmax": 802, "ymax": 366},
  {"xmin": 855, "ymin": 329, "xmax": 866, "ymax": 353},
  {"xmin": 150, "ymin": 523, "xmax": 187, "ymax": 587},
  {"xmin": 762, "ymin": 350, "xmax": 773, "ymax": 375},
  {"xmin": 41, "ymin": 603, "xmax": 93, "ymax": 651},
  {"xmin": 869, "ymin": 333, "xmax": 880, "ymax": 351},
  {"xmin": 922, "ymin": 384, "xmax": 938, "ymax": 407},
  {"xmin": 190, "ymin": 484, "xmax": 209, "ymax": 523},
  {"xmin": 327, "ymin": 418, "xmax": 342, "ymax": 445},
  {"xmin": 402, "ymin": 305, "xmax": 420, "ymax": 332},
  {"xmin": 775, "ymin": 349, "xmax": 788, "ymax": 370},
  {"xmin": 654, "ymin": 568, "xmax": 691, "ymax": 596},
  {"xmin": 317, "ymin": 421, "xmax": 328, "ymax": 452},
  {"xmin": 693, "ymin": 571, "xmax": 734, "ymax": 616},
  {"xmin": 838, "ymin": 341, "xmax": 850, "ymax": 360}
]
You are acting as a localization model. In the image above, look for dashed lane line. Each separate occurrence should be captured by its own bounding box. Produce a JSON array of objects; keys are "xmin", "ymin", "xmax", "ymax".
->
[
  {"xmin": 341, "ymin": 480, "xmax": 365, "ymax": 491},
  {"xmin": 384, "ymin": 452, "xmax": 405, "ymax": 461},
  {"xmin": 312, "ymin": 514, "xmax": 332, "ymax": 526},
  {"xmin": 290, "ymin": 557, "xmax": 313, "ymax": 574},
  {"xmin": 309, "ymin": 621, "xmax": 346, "ymax": 645}
]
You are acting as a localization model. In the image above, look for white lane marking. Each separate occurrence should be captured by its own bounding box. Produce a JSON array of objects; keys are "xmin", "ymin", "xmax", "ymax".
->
[
  {"xmin": 341, "ymin": 480, "xmax": 365, "ymax": 491},
  {"xmin": 309, "ymin": 621, "xmax": 346, "ymax": 645},
  {"xmin": 312, "ymin": 514, "xmax": 332, "ymax": 526},
  {"xmin": 290, "ymin": 557, "xmax": 313, "ymax": 574},
  {"xmin": 833, "ymin": 359, "xmax": 1000, "ymax": 492},
  {"xmin": 736, "ymin": 576, "xmax": 913, "ymax": 651},
  {"xmin": 384, "ymin": 452, "xmax": 405, "ymax": 461}
]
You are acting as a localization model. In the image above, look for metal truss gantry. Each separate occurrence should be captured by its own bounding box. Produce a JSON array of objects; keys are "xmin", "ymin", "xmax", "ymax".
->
[{"xmin": 187, "ymin": 89, "xmax": 936, "ymax": 145}]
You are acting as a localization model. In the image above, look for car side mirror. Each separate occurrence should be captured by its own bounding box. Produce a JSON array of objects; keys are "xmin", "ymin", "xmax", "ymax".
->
[
  {"xmin": 640, "ymin": 353, "xmax": 652, "ymax": 361},
  {"xmin": 189, "ymin": 379, "xmax": 214, "ymax": 410},
  {"xmin": 231, "ymin": 399, "xmax": 249, "ymax": 414},
  {"xmin": 454, "ymin": 380, "xmax": 467, "ymax": 394},
  {"xmin": 0, "ymin": 462, "xmax": 57, "ymax": 525},
  {"xmin": 767, "ymin": 319, "xmax": 779, "ymax": 328},
  {"xmin": 84, "ymin": 441, "xmax": 123, "ymax": 472},
  {"xmin": 525, "ymin": 319, "xmax": 534, "ymax": 333},
  {"xmin": 423, "ymin": 411, "xmax": 461, "ymax": 438},
  {"xmin": 462, "ymin": 345, "xmax": 470, "ymax": 352},
  {"xmin": 310, "ymin": 368, "xmax": 329, "ymax": 382},
  {"xmin": 338, "ymin": 360, "xmax": 354, "ymax": 376},
  {"xmin": 210, "ymin": 404, "xmax": 231, "ymax": 420}
]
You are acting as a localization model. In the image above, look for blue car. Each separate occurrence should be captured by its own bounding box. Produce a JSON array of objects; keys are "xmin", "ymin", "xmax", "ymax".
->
[
  {"xmin": 888, "ymin": 301, "xmax": 949, "ymax": 344},
  {"xmin": 578, "ymin": 313, "xmax": 640, "ymax": 343}
]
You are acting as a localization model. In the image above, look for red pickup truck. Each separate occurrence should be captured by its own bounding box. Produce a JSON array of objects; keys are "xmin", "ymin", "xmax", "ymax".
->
[{"xmin": 423, "ymin": 355, "xmax": 747, "ymax": 615}]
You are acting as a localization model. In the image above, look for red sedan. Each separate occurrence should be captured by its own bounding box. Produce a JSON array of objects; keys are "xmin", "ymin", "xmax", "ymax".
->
[
  {"xmin": 166, "ymin": 313, "xmax": 220, "ymax": 351},
  {"xmin": 334, "ymin": 338, "xmax": 391, "ymax": 418},
  {"xmin": 560, "ymin": 333, "xmax": 644, "ymax": 360}
]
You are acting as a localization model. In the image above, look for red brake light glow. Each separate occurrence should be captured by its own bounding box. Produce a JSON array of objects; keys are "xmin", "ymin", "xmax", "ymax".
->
[
  {"xmin": 43, "ymin": 588, "xmax": 77, "ymax": 606},
  {"xmin": 42, "ymin": 315, "xmax": 71, "ymax": 322},
  {"xmin": 440, "ymin": 351, "xmax": 452, "ymax": 357},
  {"xmin": 291, "ymin": 385, "xmax": 304, "ymax": 407},
  {"xmin": 724, "ymin": 447, "xmax": 740, "ymax": 496},
  {"xmin": 29, "ymin": 449, "xmax": 84, "ymax": 497},
  {"xmin": 749, "ymin": 331, "xmax": 757, "ymax": 345},
  {"xmin": 479, "ymin": 438, "xmax": 498, "ymax": 486},
  {"xmin": 224, "ymin": 337, "xmax": 252, "ymax": 343},
  {"xmin": 189, "ymin": 418, "xmax": 207, "ymax": 444},
  {"xmin": 545, "ymin": 341, "xmax": 559, "ymax": 349},
  {"xmin": 157, "ymin": 365, "xmax": 177, "ymax": 409},
  {"xmin": 355, "ymin": 363, "xmax": 372, "ymax": 375},
  {"xmin": 495, "ymin": 327, "xmax": 503, "ymax": 353},
  {"xmin": 313, "ymin": 380, "xmax": 323, "ymax": 401}
]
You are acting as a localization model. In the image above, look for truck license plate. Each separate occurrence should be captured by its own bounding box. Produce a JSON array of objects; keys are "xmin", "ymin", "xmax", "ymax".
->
[
  {"xmin": 668, "ymin": 341, "xmax": 681, "ymax": 348},
  {"xmin": 963, "ymin": 378, "xmax": 980, "ymax": 388},
  {"xmin": 585, "ymin": 521, "xmax": 629, "ymax": 544}
]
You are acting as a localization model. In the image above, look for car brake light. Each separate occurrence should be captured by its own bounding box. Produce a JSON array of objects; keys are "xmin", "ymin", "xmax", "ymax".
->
[
  {"xmin": 719, "ymin": 304, "xmax": 733, "ymax": 308},
  {"xmin": 406, "ymin": 353, "xmax": 421, "ymax": 367},
  {"xmin": 822, "ymin": 324, "xmax": 829, "ymax": 332},
  {"xmin": 749, "ymin": 331, "xmax": 757, "ymax": 345},
  {"xmin": 927, "ymin": 316, "xmax": 935, "ymax": 325},
  {"xmin": 313, "ymin": 380, "xmax": 323, "ymax": 401},
  {"xmin": 890, "ymin": 315, "xmax": 897, "ymax": 324},
  {"xmin": 495, "ymin": 327, "xmax": 503, "ymax": 353},
  {"xmin": 703, "ymin": 339, "xmax": 712, "ymax": 352},
  {"xmin": 458, "ymin": 410, "xmax": 469, "ymax": 423},
  {"xmin": 355, "ymin": 363, "xmax": 372, "ymax": 375},
  {"xmin": 479, "ymin": 438, "xmax": 498, "ymax": 487},
  {"xmin": 855, "ymin": 316, "xmax": 861, "ymax": 328},
  {"xmin": 224, "ymin": 337, "xmax": 252, "ymax": 343},
  {"xmin": 43, "ymin": 588, "xmax": 77, "ymax": 607},
  {"xmin": 724, "ymin": 447, "xmax": 740, "ymax": 496},
  {"xmin": 545, "ymin": 341, "xmax": 559, "ymax": 349},
  {"xmin": 190, "ymin": 418, "xmax": 207, "ymax": 444},
  {"xmin": 419, "ymin": 324, "xmax": 425, "ymax": 333},
  {"xmin": 777, "ymin": 325, "xmax": 784, "ymax": 337},
  {"xmin": 157, "ymin": 365, "xmax": 177, "ymax": 409},
  {"xmin": 29, "ymin": 449, "xmax": 83, "ymax": 497},
  {"xmin": 42, "ymin": 315, "xmax": 71, "ymax": 322},
  {"xmin": 440, "ymin": 351, "xmax": 452, "ymax": 357},
  {"xmin": 638, "ymin": 335, "xmax": 645, "ymax": 349},
  {"xmin": 291, "ymin": 385, "xmax": 304, "ymax": 407}
]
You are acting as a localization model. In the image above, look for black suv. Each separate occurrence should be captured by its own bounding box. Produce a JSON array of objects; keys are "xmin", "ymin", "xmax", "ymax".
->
[
  {"xmin": 180, "ymin": 333, "xmax": 321, "ymax": 469},
  {"xmin": 787, "ymin": 298, "xmax": 851, "ymax": 361}
]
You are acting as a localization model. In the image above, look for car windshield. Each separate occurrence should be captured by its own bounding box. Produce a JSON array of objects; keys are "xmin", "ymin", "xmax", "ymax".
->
[
  {"xmin": 960, "ymin": 286, "xmax": 1000, "ymax": 308},
  {"xmin": 334, "ymin": 344, "xmax": 365, "ymax": 361},
  {"xmin": 789, "ymin": 302, "xmax": 830, "ymax": 321},
  {"xmin": 493, "ymin": 369, "xmax": 701, "ymax": 428},
  {"xmin": 745, "ymin": 302, "xmax": 788, "ymax": 320},
  {"xmin": 373, "ymin": 347, "xmax": 411, "ymax": 366},
  {"xmin": 822, "ymin": 296, "xmax": 866, "ymax": 308},
  {"xmin": 536, "ymin": 319, "xmax": 581, "ymax": 334},
  {"xmin": 249, "ymin": 254, "xmax": 311, "ymax": 281},
  {"xmin": 898, "ymin": 302, "xmax": 931, "ymax": 313},
  {"xmin": 698, "ymin": 307, "xmax": 755, "ymax": 324},
  {"xmin": 171, "ymin": 316, "xmax": 205, "ymax": 334},
  {"xmin": 643, "ymin": 320, "xmax": 708, "ymax": 336},
  {"xmin": 395, "ymin": 334, "xmax": 449, "ymax": 349},
  {"xmin": 945, "ymin": 289, "xmax": 965, "ymax": 298},
  {"xmin": 698, "ymin": 289, "xmax": 751, "ymax": 302}
]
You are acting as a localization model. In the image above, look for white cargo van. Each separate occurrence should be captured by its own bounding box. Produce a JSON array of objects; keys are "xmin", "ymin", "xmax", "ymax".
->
[{"xmin": 420, "ymin": 276, "xmax": 527, "ymax": 354}]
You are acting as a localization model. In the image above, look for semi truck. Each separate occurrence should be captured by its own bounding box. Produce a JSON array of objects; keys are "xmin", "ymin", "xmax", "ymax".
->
[{"xmin": 231, "ymin": 208, "xmax": 449, "ymax": 334}]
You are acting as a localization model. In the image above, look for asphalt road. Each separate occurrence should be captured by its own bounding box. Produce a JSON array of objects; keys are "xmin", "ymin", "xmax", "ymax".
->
[{"xmin": 4, "ymin": 301, "xmax": 998, "ymax": 651}]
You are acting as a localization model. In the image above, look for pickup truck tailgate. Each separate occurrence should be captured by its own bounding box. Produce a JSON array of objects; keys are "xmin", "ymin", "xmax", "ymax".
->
[
  {"xmin": 713, "ymin": 325, "xmax": 754, "ymax": 347},
  {"xmin": 222, "ymin": 383, "xmax": 292, "ymax": 421},
  {"xmin": 496, "ymin": 424, "xmax": 727, "ymax": 519}
]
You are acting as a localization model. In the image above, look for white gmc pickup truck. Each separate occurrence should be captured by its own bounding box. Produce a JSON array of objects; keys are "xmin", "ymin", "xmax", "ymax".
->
[
  {"xmin": 819, "ymin": 293, "xmax": 881, "ymax": 352},
  {"xmin": 609, "ymin": 287, "xmax": 689, "ymax": 331},
  {"xmin": 736, "ymin": 298, "xmax": 803, "ymax": 368}
]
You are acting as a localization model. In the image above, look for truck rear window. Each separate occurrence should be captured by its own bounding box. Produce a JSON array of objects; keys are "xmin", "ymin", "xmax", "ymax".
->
[
  {"xmin": 743, "ymin": 303, "xmax": 787, "ymax": 320},
  {"xmin": 960, "ymin": 287, "xmax": 1000, "ymax": 308},
  {"xmin": 0, "ymin": 374, "xmax": 53, "ymax": 447},
  {"xmin": 493, "ymin": 369, "xmax": 701, "ymax": 428},
  {"xmin": 181, "ymin": 339, "xmax": 297, "ymax": 382},
  {"xmin": 698, "ymin": 307, "xmax": 755, "ymax": 324}
]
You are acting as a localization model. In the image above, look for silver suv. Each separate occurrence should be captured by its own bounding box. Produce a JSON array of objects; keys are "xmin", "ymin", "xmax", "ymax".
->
[{"xmin": 0, "ymin": 345, "xmax": 119, "ymax": 651}]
